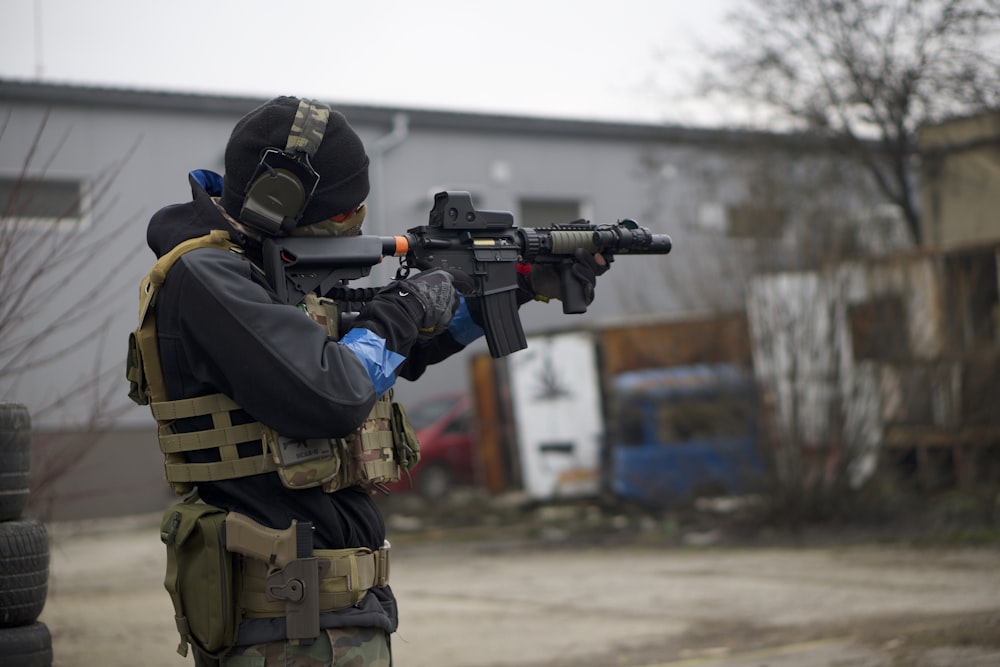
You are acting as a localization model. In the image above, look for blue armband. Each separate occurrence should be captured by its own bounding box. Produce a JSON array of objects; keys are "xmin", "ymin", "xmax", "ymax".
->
[
  {"xmin": 340, "ymin": 328, "xmax": 406, "ymax": 396},
  {"xmin": 448, "ymin": 296, "xmax": 484, "ymax": 346}
]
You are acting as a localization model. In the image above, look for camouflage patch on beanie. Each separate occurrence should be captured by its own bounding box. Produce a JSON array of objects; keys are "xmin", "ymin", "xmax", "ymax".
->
[{"xmin": 220, "ymin": 96, "xmax": 370, "ymax": 227}]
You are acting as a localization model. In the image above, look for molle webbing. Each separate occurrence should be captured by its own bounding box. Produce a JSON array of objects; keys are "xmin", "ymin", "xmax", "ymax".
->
[
  {"xmin": 130, "ymin": 231, "xmax": 413, "ymax": 493},
  {"xmin": 126, "ymin": 230, "xmax": 266, "ymax": 493},
  {"xmin": 352, "ymin": 396, "xmax": 399, "ymax": 484},
  {"xmin": 240, "ymin": 546, "xmax": 390, "ymax": 618},
  {"xmin": 153, "ymin": 393, "xmax": 273, "ymax": 487}
]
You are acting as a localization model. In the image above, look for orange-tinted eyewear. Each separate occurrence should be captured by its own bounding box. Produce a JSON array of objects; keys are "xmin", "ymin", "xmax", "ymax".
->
[{"xmin": 329, "ymin": 204, "xmax": 365, "ymax": 222}]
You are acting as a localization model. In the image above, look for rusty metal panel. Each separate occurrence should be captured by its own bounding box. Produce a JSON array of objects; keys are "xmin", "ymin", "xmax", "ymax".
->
[
  {"xmin": 470, "ymin": 354, "xmax": 506, "ymax": 493},
  {"xmin": 598, "ymin": 313, "xmax": 752, "ymax": 378}
]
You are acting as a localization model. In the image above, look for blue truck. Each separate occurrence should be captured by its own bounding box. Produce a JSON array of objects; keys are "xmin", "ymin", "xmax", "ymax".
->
[{"xmin": 607, "ymin": 364, "xmax": 765, "ymax": 507}]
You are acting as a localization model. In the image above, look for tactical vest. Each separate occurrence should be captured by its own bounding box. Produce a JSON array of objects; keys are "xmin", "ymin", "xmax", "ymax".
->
[{"xmin": 126, "ymin": 230, "xmax": 420, "ymax": 495}]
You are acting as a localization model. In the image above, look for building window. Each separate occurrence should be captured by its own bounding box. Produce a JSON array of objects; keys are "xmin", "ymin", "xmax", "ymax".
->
[
  {"xmin": 0, "ymin": 177, "xmax": 89, "ymax": 229},
  {"xmin": 519, "ymin": 198, "xmax": 584, "ymax": 227}
]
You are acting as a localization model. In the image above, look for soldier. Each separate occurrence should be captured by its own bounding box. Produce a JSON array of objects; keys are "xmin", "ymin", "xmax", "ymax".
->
[{"xmin": 127, "ymin": 96, "xmax": 608, "ymax": 667}]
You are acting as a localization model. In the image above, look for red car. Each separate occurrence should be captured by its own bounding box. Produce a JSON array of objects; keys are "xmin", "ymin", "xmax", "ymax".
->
[{"xmin": 387, "ymin": 392, "xmax": 477, "ymax": 499}]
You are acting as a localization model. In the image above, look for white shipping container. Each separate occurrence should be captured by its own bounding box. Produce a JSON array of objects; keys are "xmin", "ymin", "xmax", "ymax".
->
[{"xmin": 507, "ymin": 332, "xmax": 604, "ymax": 500}]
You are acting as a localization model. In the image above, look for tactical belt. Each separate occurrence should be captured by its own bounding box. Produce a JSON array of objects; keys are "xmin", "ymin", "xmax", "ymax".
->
[
  {"xmin": 223, "ymin": 511, "xmax": 390, "ymax": 641},
  {"xmin": 240, "ymin": 545, "xmax": 390, "ymax": 618}
]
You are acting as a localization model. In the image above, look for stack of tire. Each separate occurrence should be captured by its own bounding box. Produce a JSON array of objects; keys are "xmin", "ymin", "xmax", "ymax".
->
[{"xmin": 0, "ymin": 403, "xmax": 52, "ymax": 667}]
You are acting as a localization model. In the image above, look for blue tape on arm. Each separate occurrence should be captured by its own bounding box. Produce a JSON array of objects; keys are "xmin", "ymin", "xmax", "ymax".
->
[
  {"xmin": 340, "ymin": 328, "xmax": 406, "ymax": 396},
  {"xmin": 448, "ymin": 296, "xmax": 484, "ymax": 346}
]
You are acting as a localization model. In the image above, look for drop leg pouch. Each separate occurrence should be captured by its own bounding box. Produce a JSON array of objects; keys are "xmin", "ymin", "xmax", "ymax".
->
[{"xmin": 160, "ymin": 501, "xmax": 240, "ymax": 658}]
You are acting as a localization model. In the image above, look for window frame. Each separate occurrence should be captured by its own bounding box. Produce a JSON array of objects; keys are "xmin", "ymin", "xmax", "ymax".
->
[{"xmin": 0, "ymin": 175, "xmax": 92, "ymax": 232}]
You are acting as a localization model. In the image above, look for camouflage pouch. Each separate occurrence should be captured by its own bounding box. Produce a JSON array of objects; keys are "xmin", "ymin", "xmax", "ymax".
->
[
  {"xmin": 258, "ymin": 392, "xmax": 420, "ymax": 493},
  {"xmin": 334, "ymin": 395, "xmax": 400, "ymax": 489},
  {"xmin": 261, "ymin": 427, "xmax": 347, "ymax": 490},
  {"xmin": 160, "ymin": 500, "xmax": 240, "ymax": 658}
]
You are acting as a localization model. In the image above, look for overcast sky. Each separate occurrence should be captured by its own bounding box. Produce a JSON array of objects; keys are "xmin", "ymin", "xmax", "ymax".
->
[{"xmin": 0, "ymin": 0, "xmax": 739, "ymax": 125}]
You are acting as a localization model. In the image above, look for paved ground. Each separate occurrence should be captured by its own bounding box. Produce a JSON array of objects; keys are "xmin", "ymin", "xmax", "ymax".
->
[{"xmin": 39, "ymin": 508, "xmax": 1000, "ymax": 667}]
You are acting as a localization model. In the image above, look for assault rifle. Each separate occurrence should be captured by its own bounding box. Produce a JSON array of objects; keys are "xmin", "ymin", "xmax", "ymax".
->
[{"xmin": 262, "ymin": 191, "xmax": 672, "ymax": 357}]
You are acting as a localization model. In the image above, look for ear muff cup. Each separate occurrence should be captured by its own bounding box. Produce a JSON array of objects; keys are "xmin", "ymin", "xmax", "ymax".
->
[{"xmin": 240, "ymin": 165, "xmax": 310, "ymax": 236}]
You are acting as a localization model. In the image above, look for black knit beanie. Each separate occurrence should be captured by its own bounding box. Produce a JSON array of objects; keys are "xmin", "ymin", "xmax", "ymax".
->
[{"xmin": 220, "ymin": 96, "xmax": 370, "ymax": 227}]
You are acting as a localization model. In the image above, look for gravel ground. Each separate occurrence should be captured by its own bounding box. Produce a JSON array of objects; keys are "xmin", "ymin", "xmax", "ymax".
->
[{"xmin": 38, "ymin": 500, "xmax": 1000, "ymax": 667}]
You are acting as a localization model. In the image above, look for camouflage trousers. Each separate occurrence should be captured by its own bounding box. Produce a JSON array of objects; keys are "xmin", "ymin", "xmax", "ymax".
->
[{"xmin": 195, "ymin": 628, "xmax": 390, "ymax": 667}]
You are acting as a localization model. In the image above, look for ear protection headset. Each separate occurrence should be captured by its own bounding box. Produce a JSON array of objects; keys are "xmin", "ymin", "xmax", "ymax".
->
[{"xmin": 239, "ymin": 99, "xmax": 330, "ymax": 235}]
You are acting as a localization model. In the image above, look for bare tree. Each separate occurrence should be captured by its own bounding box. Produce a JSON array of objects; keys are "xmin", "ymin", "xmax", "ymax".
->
[
  {"xmin": 634, "ymin": 136, "xmax": 894, "ymax": 315},
  {"xmin": 0, "ymin": 109, "xmax": 141, "ymax": 517},
  {"xmin": 703, "ymin": 0, "xmax": 1000, "ymax": 245}
]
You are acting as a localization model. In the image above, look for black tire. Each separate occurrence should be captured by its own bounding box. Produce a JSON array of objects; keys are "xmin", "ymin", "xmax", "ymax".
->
[
  {"xmin": 0, "ymin": 622, "xmax": 53, "ymax": 667},
  {"xmin": 0, "ymin": 403, "xmax": 32, "ymax": 522},
  {"xmin": 0, "ymin": 519, "xmax": 49, "ymax": 628}
]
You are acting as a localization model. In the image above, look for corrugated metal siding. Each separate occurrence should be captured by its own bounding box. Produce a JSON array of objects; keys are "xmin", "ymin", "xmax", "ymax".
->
[{"xmin": 599, "ymin": 313, "xmax": 751, "ymax": 377}]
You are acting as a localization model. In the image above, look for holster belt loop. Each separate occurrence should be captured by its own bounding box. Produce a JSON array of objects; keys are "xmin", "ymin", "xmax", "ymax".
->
[{"xmin": 238, "ymin": 544, "xmax": 391, "ymax": 618}]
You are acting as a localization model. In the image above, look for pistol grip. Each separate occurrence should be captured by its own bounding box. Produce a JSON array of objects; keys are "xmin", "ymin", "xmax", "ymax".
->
[
  {"xmin": 225, "ymin": 512, "xmax": 302, "ymax": 569},
  {"xmin": 559, "ymin": 261, "xmax": 590, "ymax": 314}
]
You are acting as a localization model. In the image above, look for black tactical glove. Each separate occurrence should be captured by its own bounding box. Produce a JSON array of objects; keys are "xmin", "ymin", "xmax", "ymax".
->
[
  {"xmin": 398, "ymin": 269, "xmax": 461, "ymax": 340},
  {"xmin": 352, "ymin": 269, "xmax": 462, "ymax": 357},
  {"xmin": 521, "ymin": 249, "xmax": 610, "ymax": 306}
]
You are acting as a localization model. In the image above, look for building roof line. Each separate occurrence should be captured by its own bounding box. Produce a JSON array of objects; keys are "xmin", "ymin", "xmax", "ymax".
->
[{"xmin": 0, "ymin": 78, "xmax": 820, "ymax": 149}]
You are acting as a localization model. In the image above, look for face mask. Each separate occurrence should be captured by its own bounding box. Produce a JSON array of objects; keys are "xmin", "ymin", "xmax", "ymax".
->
[{"xmin": 290, "ymin": 204, "xmax": 367, "ymax": 237}]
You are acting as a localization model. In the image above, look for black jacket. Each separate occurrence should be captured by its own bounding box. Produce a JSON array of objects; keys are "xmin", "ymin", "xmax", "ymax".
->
[{"xmin": 147, "ymin": 171, "xmax": 466, "ymax": 642}]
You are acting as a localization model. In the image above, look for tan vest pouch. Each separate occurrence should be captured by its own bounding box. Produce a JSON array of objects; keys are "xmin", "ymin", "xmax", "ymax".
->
[
  {"xmin": 259, "ymin": 395, "xmax": 422, "ymax": 493},
  {"xmin": 261, "ymin": 428, "xmax": 347, "ymax": 490},
  {"xmin": 391, "ymin": 400, "xmax": 421, "ymax": 471},
  {"xmin": 160, "ymin": 501, "xmax": 240, "ymax": 658}
]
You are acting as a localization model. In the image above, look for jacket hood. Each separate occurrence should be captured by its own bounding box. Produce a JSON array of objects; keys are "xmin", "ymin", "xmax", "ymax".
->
[{"xmin": 147, "ymin": 170, "xmax": 233, "ymax": 259}]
